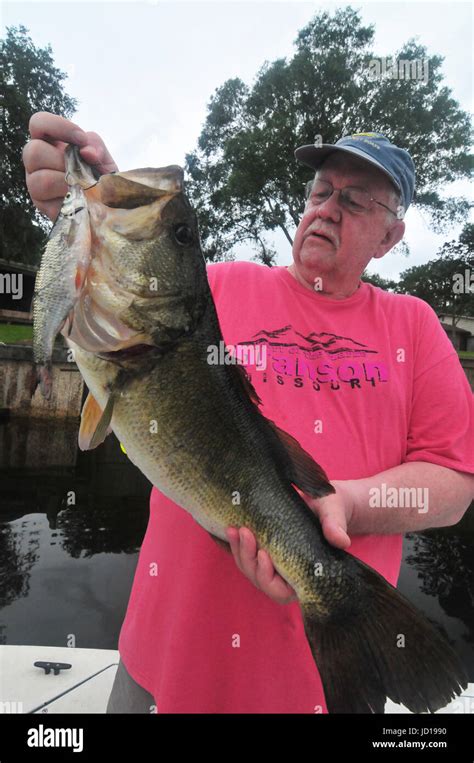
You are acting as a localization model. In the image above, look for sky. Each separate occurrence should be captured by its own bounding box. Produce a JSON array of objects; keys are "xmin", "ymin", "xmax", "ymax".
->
[{"xmin": 2, "ymin": 0, "xmax": 473, "ymax": 280}]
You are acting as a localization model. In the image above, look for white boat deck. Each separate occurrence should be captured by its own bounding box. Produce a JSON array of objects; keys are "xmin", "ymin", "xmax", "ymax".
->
[
  {"xmin": 0, "ymin": 645, "xmax": 472, "ymax": 714},
  {"xmin": 0, "ymin": 645, "xmax": 119, "ymax": 714}
]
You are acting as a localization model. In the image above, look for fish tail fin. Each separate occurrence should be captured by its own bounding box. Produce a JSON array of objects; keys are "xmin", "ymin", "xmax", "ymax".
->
[
  {"xmin": 302, "ymin": 562, "xmax": 468, "ymax": 714},
  {"xmin": 30, "ymin": 363, "xmax": 53, "ymax": 400}
]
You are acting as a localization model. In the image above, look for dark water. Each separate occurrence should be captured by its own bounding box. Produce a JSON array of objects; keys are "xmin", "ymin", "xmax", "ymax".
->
[
  {"xmin": 0, "ymin": 417, "xmax": 150, "ymax": 650},
  {"xmin": 0, "ymin": 417, "xmax": 473, "ymax": 680}
]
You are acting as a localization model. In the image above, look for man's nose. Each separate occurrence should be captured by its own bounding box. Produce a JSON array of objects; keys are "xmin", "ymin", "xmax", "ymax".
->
[
  {"xmin": 313, "ymin": 190, "xmax": 343, "ymax": 223},
  {"xmin": 306, "ymin": 191, "xmax": 342, "ymax": 223}
]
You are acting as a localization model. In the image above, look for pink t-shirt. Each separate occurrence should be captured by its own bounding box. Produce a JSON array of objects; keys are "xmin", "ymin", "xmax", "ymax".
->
[{"xmin": 118, "ymin": 262, "xmax": 474, "ymax": 713}]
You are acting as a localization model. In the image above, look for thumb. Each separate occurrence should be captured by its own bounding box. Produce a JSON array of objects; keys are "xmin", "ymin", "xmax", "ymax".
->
[
  {"xmin": 78, "ymin": 132, "xmax": 119, "ymax": 175},
  {"xmin": 314, "ymin": 498, "xmax": 351, "ymax": 550}
]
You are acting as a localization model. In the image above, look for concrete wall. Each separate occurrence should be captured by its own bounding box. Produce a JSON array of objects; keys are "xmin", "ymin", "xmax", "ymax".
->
[
  {"xmin": 0, "ymin": 346, "xmax": 472, "ymax": 420},
  {"xmin": 0, "ymin": 345, "xmax": 84, "ymax": 418}
]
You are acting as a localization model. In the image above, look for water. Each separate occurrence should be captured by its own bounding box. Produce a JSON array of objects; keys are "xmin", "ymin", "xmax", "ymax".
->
[
  {"xmin": 0, "ymin": 417, "xmax": 150, "ymax": 650},
  {"xmin": 0, "ymin": 417, "xmax": 473, "ymax": 681}
]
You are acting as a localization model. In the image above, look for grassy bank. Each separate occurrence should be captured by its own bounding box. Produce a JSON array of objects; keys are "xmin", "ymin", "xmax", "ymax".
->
[{"xmin": 0, "ymin": 323, "xmax": 33, "ymax": 344}]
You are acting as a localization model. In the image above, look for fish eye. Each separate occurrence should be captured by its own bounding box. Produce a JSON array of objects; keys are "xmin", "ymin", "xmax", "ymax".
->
[{"xmin": 173, "ymin": 224, "xmax": 193, "ymax": 246}]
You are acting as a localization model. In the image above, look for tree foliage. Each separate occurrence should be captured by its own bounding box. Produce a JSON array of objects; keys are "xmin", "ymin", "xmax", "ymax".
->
[
  {"xmin": 185, "ymin": 7, "xmax": 472, "ymax": 263},
  {"xmin": 0, "ymin": 25, "xmax": 77, "ymax": 265},
  {"xmin": 396, "ymin": 223, "xmax": 474, "ymax": 323},
  {"xmin": 361, "ymin": 271, "xmax": 397, "ymax": 291}
]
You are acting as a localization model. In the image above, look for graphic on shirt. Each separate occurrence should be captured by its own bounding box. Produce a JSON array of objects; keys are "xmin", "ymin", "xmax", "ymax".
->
[{"xmin": 234, "ymin": 324, "xmax": 388, "ymax": 392}]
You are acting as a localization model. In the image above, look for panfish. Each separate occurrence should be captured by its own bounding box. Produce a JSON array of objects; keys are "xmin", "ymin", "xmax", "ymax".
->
[{"xmin": 32, "ymin": 145, "xmax": 97, "ymax": 398}]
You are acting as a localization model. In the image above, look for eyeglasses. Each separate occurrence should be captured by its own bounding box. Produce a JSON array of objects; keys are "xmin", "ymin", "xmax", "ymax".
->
[{"xmin": 305, "ymin": 178, "xmax": 399, "ymax": 217}]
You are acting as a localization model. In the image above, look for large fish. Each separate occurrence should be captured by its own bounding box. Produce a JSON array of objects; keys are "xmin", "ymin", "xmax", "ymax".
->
[{"xmin": 34, "ymin": 145, "xmax": 468, "ymax": 713}]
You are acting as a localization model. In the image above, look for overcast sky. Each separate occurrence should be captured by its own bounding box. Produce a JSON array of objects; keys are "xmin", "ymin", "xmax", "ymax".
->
[{"xmin": 2, "ymin": 0, "xmax": 473, "ymax": 279}]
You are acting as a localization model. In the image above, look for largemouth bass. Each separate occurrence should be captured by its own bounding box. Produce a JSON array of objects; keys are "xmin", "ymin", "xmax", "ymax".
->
[{"xmin": 34, "ymin": 145, "xmax": 468, "ymax": 713}]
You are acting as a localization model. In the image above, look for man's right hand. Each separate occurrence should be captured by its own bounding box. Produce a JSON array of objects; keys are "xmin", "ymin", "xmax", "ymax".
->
[{"xmin": 23, "ymin": 111, "xmax": 119, "ymax": 222}]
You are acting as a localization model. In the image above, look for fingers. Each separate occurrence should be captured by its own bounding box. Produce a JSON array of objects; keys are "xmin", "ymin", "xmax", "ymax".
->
[
  {"xmin": 24, "ymin": 163, "xmax": 68, "ymax": 222},
  {"xmin": 23, "ymin": 112, "xmax": 119, "ymax": 222},
  {"xmin": 226, "ymin": 527, "xmax": 297, "ymax": 605},
  {"xmin": 255, "ymin": 548, "xmax": 296, "ymax": 602},
  {"xmin": 23, "ymin": 139, "xmax": 68, "ymax": 175},
  {"xmin": 24, "ymin": 114, "xmax": 86, "ymax": 222},
  {"xmin": 77, "ymin": 138, "xmax": 119, "ymax": 175},
  {"xmin": 23, "ymin": 140, "xmax": 69, "ymax": 208},
  {"xmin": 29, "ymin": 111, "xmax": 88, "ymax": 147}
]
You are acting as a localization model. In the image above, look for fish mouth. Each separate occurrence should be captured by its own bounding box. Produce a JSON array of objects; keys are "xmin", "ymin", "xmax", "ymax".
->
[
  {"xmin": 97, "ymin": 343, "xmax": 157, "ymax": 363},
  {"xmin": 61, "ymin": 159, "xmax": 187, "ymax": 356}
]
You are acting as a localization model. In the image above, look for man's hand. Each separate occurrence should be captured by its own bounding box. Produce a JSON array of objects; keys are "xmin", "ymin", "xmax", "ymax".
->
[
  {"xmin": 23, "ymin": 111, "xmax": 118, "ymax": 222},
  {"xmin": 225, "ymin": 480, "xmax": 355, "ymax": 605}
]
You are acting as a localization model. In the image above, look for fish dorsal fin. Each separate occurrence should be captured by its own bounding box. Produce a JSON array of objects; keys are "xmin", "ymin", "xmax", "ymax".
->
[
  {"xmin": 79, "ymin": 392, "xmax": 113, "ymax": 451},
  {"xmin": 232, "ymin": 363, "xmax": 262, "ymax": 406},
  {"xmin": 266, "ymin": 420, "xmax": 335, "ymax": 499},
  {"xmin": 231, "ymin": 363, "xmax": 333, "ymax": 499}
]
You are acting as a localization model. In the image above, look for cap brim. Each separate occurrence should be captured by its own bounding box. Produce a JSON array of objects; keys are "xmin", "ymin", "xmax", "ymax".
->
[{"xmin": 294, "ymin": 144, "xmax": 402, "ymax": 195}]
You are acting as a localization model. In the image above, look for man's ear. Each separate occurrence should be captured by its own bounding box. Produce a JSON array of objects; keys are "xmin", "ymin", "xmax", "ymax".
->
[{"xmin": 373, "ymin": 220, "xmax": 405, "ymax": 259}]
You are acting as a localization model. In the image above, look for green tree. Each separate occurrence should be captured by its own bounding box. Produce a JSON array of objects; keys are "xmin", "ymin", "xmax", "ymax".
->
[
  {"xmin": 361, "ymin": 271, "xmax": 397, "ymax": 291},
  {"xmin": 186, "ymin": 7, "xmax": 472, "ymax": 263},
  {"xmin": 0, "ymin": 25, "xmax": 77, "ymax": 266},
  {"xmin": 396, "ymin": 223, "xmax": 474, "ymax": 336}
]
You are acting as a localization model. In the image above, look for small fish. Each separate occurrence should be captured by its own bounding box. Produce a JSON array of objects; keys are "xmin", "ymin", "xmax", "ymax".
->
[
  {"xmin": 34, "ymin": 146, "xmax": 469, "ymax": 713},
  {"xmin": 32, "ymin": 145, "xmax": 97, "ymax": 398}
]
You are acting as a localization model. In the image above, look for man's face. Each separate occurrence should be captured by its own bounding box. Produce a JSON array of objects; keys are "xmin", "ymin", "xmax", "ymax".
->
[{"xmin": 292, "ymin": 153, "xmax": 404, "ymax": 286}]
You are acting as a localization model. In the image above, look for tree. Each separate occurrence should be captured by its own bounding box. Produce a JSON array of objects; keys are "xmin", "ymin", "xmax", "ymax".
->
[
  {"xmin": 185, "ymin": 7, "xmax": 472, "ymax": 263},
  {"xmin": 0, "ymin": 25, "xmax": 77, "ymax": 266},
  {"xmin": 396, "ymin": 223, "xmax": 474, "ymax": 335},
  {"xmin": 361, "ymin": 271, "xmax": 397, "ymax": 291}
]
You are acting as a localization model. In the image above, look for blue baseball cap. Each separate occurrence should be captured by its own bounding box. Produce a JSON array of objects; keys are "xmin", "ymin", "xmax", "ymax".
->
[{"xmin": 294, "ymin": 132, "xmax": 416, "ymax": 213}]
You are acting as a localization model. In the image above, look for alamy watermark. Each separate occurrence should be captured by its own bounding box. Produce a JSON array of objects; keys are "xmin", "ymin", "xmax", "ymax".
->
[
  {"xmin": 0, "ymin": 273, "xmax": 23, "ymax": 300},
  {"xmin": 27, "ymin": 724, "xmax": 83, "ymax": 753},
  {"xmin": 369, "ymin": 483, "xmax": 429, "ymax": 514},
  {"xmin": 452, "ymin": 269, "xmax": 474, "ymax": 294},
  {"xmin": 207, "ymin": 341, "xmax": 267, "ymax": 370},
  {"xmin": 367, "ymin": 57, "xmax": 429, "ymax": 85},
  {"xmin": 0, "ymin": 700, "xmax": 24, "ymax": 713}
]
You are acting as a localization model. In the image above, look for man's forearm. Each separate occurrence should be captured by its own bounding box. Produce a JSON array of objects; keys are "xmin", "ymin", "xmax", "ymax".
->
[{"xmin": 346, "ymin": 462, "xmax": 474, "ymax": 535}]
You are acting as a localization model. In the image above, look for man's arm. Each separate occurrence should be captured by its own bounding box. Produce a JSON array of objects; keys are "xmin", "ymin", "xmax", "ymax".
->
[
  {"xmin": 226, "ymin": 462, "xmax": 474, "ymax": 605},
  {"xmin": 343, "ymin": 461, "xmax": 474, "ymax": 534}
]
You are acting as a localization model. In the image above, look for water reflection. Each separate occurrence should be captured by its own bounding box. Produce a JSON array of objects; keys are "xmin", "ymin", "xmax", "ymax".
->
[
  {"xmin": 0, "ymin": 417, "xmax": 79, "ymax": 470},
  {"xmin": 404, "ymin": 529, "xmax": 474, "ymax": 644},
  {"xmin": 0, "ymin": 417, "xmax": 473, "ymax": 677},
  {"xmin": 0, "ymin": 416, "xmax": 150, "ymax": 648}
]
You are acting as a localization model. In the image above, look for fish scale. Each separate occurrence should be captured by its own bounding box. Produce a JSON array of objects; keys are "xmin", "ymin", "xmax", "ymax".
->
[{"xmin": 32, "ymin": 184, "xmax": 91, "ymax": 398}]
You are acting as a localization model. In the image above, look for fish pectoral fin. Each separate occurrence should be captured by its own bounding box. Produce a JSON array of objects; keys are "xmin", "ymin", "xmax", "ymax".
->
[
  {"xmin": 79, "ymin": 391, "xmax": 114, "ymax": 451},
  {"xmin": 267, "ymin": 420, "xmax": 335, "ymax": 499}
]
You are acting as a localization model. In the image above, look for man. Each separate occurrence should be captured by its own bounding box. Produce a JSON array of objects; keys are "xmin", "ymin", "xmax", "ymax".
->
[{"xmin": 23, "ymin": 115, "xmax": 474, "ymax": 713}]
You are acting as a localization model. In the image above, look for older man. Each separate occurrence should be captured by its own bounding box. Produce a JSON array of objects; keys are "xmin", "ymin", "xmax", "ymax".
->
[{"xmin": 23, "ymin": 117, "xmax": 474, "ymax": 713}]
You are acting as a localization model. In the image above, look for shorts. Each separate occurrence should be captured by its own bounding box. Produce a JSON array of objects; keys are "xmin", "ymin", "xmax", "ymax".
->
[{"xmin": 106, "ymin": 658, "xmax": 155, "ymax": 713}]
